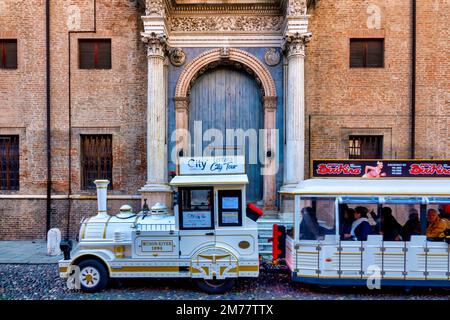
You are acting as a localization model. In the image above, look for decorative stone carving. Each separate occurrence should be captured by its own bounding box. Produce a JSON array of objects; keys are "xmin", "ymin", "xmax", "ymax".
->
[
  {"xmin": 283, "ymin": 32, "xmax": 312, "ymax": 57},
  {"xmin": 141, "ymin": 32, "xmax": 168, "ymax": 58},
  {"xmin": 174, "ymin": 96, "xmax": 189, "ymax": 112},
  {"xmin": 219, "ymin": 47, "xmax": 230, "ymax": 59},
  {"xmin": 286, "ymin": 0, "xmax": 308, "ymax": 16},
  {"xmin": 170, "ymin": 16, "xmax": 284, "ymax": 32},
  {"xmin": 145, "ymin": 0, "xmax": 165, "ymax": 16},
  {"xmin": 264, "ymin": 48, "xmax": 281, "ymax": 66},
  {"xmin": 263, "ymin": 96, "xmax": 277, "ymax": 111},
  {"xmin": 169, "ymin": 48, "xmax": 186, "ymax": 66}
]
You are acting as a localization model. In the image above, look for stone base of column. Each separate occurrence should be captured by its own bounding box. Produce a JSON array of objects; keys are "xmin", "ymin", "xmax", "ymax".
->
[{"xmin": 139, "ymin": 183, "xmax": 173, "ymax": 210}]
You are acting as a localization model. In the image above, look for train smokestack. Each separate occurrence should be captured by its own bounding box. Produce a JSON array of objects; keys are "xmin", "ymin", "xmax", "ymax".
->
[{"xmin": 94, "ymin": 180, "xmax": 110, "ymax": 218}]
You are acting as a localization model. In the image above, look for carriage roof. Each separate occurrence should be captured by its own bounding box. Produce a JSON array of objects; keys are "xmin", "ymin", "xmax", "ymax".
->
[
  {"xmin": 280, "ymin": 179, "xmax": 450, "ymax": 197},
  {"xmin": 170, "ymin": 174, "xmax": 249, "ymax": 187}
]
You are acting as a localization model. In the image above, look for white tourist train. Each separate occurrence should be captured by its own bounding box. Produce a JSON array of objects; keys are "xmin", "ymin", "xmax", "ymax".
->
[
  {"xmin": 279, "ymin": 178, "xmax": 450, "ymax": 288},
  {"xmin": 59, "ymin": 156, "xmax": 261, "ymax": 293},
  {"xmin": 59, "ymin": 156, "xmax": 450, "ymax": 292}
]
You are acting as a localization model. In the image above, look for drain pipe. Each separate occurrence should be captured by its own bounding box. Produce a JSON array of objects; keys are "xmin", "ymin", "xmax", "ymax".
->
[
  {"xmin": 45, "ymin": 0, "xmax": 52, "ymax": 234},
  {"xmin": 411, "ymin": 0, "xmax": 416, "ymax": 159}
]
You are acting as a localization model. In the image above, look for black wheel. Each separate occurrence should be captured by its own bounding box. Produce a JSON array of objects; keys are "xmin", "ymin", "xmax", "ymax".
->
[
  {"xmin": 77, "ymin": 259, "xmax": 109, "ymax": 293},
  {"xmin": 195, "ymin": 278, "xmax": 236, "ymax": 294},
  {"xmin": 317, "ymin": 284, "xmax": 332, "ymax": 290},
  {"xmin": 404, "ymin": 286, "xmax": 413, "ymax": 294}
]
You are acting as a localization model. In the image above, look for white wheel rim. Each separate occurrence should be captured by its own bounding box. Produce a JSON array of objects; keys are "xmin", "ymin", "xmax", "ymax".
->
[{"xmin": 80, "ymin": 266, "xmax": 101, "ymax": 288}]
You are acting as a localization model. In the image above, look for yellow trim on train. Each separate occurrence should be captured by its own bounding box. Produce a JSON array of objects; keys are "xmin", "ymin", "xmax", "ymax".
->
[{"xmin": 111, "ymin": 266, "xmax": 180, "ymax": 273}]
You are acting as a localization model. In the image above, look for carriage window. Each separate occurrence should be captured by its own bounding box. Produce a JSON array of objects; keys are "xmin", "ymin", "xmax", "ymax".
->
[
  {"xmin": 218, "ymin": 190, "xmax": 242, "ymax": 227},
  {"xmin": 378, "ymin": 204, "xmax": 421, "ymax": 241},
  {"xmin": 340, "ymin": 202, "xmax": 423, "ymax": 242},
  {"xmin": 299, "ymin": 198, "xmax": 335, "ymax": 240},
  {"xmin": 340, "ymin": 203, "xmax": 378, "ymax": 241},
  {"xmin": 180, "ymin": 188, "xmax": 214, "ymax": 230}
]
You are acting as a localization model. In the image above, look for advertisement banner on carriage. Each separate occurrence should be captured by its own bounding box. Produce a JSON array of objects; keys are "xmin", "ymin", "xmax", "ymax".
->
[{"xmin": 312, "ymin": 160, "xmax": 450, "ymax": 178}]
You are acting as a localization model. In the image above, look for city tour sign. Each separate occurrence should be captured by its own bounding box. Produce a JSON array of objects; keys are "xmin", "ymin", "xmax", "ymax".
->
[{"xmin": 179, "ymin": 156, "xmax": 246, "ymax": 175}]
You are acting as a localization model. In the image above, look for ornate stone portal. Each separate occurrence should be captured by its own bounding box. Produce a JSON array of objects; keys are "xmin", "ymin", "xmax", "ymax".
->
[{"xmin": 140, "ymin": 0, "xmax": 311, "ymax": 214}]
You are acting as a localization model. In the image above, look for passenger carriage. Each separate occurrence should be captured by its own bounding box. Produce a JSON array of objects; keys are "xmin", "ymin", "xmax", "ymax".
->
[
  {"xmin": 279, "ymin": 178, "xmax": 450, "ymax": 288},
  {"xmin": 59, "ymin": 156, "xmax": 261, "ymax": 293}
]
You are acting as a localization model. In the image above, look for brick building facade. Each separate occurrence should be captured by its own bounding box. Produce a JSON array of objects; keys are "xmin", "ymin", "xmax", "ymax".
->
[{"xmin": 0, "ymin": 0, "xmax": 448, "ymax": 240}]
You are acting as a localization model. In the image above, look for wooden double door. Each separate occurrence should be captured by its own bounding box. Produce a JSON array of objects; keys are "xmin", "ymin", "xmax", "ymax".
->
[{"xmin": 189, "ymin": 66, "xmax": 263, "ymax": 202}]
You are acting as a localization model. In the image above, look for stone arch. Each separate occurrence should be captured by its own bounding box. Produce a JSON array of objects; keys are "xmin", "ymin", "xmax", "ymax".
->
[
  {"xmin": 175, "ymin": 48, "xmax": 277, "ymax": 99},
  {"xmin": 173, "ymin": 48, "xmax": 278, "ymax": 209}
]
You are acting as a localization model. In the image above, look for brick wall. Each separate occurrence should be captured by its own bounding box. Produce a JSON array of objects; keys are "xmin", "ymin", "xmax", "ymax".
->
[
  {"xmin": 305, "ymin": 0, "xmax": 449, "ymax": 177},
  {"xmin": 0, "ymin": 0, "xmax": 148, "ymax": 239}
]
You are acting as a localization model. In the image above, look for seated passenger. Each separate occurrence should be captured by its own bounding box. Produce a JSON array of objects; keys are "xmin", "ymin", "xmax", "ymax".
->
[
  {"xmin": 343, "ymin": 206, "xmax": 372, "ymax": 241},
  {"xmin": 300, "ymin": 207, "xmax": 322, "ymax": 240},
  {"xmin": 400, "ymin": 209, "xmax": 421, "ymax": 241},
  {"xmin": 426, "ymin": 209, "xmax": 448, "ymax": 241},
  {"xmin": 340, "ymin": 207, "xmax": 355, "ymax": 240},
  {"xmin": 380, "ymin": 207, "xmax": 402, "ymax": 241}
]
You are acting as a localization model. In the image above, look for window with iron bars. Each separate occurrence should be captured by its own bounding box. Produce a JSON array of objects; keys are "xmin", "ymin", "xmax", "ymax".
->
[
  {"xmin": 0, "ymin": 135, "xmax": 19, "ymax": 190},
  {"xmin": 81, "ymin": 135, "xmax": 113, "ymax": 190},
  {"xmin": 349, "ymin": 135, "xmax": 383, "ymax": 159}
]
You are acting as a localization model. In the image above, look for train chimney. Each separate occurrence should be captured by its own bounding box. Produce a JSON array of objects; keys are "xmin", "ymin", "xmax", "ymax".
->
[{"xmin": 94, "ymin": 180, "xmax": 110, "ymax": 218}]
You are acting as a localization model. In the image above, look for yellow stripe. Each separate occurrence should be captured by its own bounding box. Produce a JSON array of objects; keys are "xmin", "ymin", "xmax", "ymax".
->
[
  {"xmin": 297, "ymin": 251, "xmax": 318, "ymax": 255},
  {"xmin": 59, "ymin": 267, "xmax": 68, "ymax": 273},
  {"xmin": 238, "ymin": 265, "xmax": 259, "ymax": 272},
  {"xmin": 190, "ymin": 267, "xmax": 201, "ymax": 274},
  {"xmin": 111, "ymin": 266, "xmax": 180, "ymax": 273},
  {"xmin": 103, "ymin": 216, "xmax": 113, "ymax": 239},
  {"xmin": 201, "ymin": 266, "xmax": 209, "ymax": 275},
  {"xmin": 81, "ymin": 217, "xmax": 92, "ymax": 240}
]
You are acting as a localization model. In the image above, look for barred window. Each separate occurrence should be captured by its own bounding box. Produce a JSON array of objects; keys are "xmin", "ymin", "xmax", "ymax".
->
[
  {"xmin": 0, "ymin": 39, "xmax": 18, "ymax": 69},
  {"xmin": 81, "ymin": 135, "xmax": 113, "ymax": 190},
  {"xmin": 0, "ymin": 136, "xmax": 19, "ymax": 190},
  {"xmin": 349, "ymin": 135, "xmax": 383, "ymax": 159},
  {"xmin": 350, "ymin": 39, "xmax": 384, "ymax": 68},
  {"xmin": 79, "ymin": 39, "xmax": 112, "ymax": 69}
]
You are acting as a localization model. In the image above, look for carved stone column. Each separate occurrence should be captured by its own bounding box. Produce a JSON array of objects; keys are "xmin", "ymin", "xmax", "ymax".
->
[
  {"xmin": 174, "ymin": 96, "xmax": 189, "ymax": 170},
  {"xmin": 263, "ymin": 96, "xmax": 278, "ymax": 211},
  {"xmin": 140, "ymin": 33, "xmax": 172, "ymax": 207},
  {"xmin": 282, "ymin": 33, "xmax": 311, "ymax": 190}
]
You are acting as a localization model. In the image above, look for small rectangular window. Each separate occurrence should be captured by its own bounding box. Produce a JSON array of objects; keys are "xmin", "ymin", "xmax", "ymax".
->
[
  {"xmin": 81, "ymin": 135, "xmax": 113, "ymax": 190},
  {"xmin": 179, "ymin": 188, "xmax": 214, "ymax": 230},
  {"xmin": 0, "ymin": 39, "xmax": 18, "ymax": 69},
  {"xmin": 0, "ymin": 135, "xmax": 19, "ymax": 190},
  {"xmin": 349, "ymin": 135, "xmax": 383, "ymax": 159},
  {"xmin": 218, "ymin": 190, "xmax": 242, "ymax": 227},
  {"xmin": 350, "ymin": 39, "xmax": 384, "ymax": 68},
  {"xmin": 79, "ymin": 39, "xmax": 112, "ymax": 69}
]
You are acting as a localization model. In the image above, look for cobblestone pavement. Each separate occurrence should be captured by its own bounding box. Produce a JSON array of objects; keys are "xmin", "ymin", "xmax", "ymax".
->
[{"xmin": 0, "ymin": 264, "xmax": 449, "ymax": 300}]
